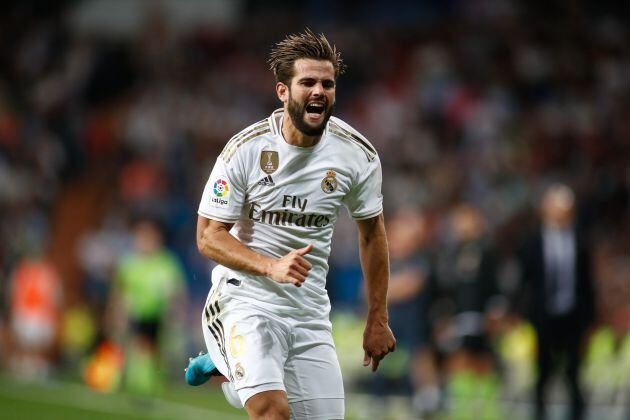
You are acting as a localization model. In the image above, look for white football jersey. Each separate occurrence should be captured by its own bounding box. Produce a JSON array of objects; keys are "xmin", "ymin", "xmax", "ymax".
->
[{"xmin": 198, "ymin": 109, "xmax": 383, "ymax": 322}]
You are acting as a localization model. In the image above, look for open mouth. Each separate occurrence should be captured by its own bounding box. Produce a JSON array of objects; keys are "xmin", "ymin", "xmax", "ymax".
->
[{"xmin": 305, "ymin": 102, "xmax": 325, "ymax": 115}]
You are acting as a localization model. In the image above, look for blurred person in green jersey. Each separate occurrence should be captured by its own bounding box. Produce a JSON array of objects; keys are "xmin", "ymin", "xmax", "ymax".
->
[{"xmin": 107, "ymin": 215, "xmax": 186, "ymax": 395}]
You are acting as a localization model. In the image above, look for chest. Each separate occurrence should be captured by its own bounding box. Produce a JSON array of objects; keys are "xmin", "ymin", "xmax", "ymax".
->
[{"xmin": 245, "ymin": 149, "xmax": 353, "ymax": 215}]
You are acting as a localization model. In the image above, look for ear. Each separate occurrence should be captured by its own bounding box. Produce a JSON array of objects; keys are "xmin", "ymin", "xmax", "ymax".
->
[{"xmin": 276, "ymin": 82, "xmax": 289, "ymax": 103}]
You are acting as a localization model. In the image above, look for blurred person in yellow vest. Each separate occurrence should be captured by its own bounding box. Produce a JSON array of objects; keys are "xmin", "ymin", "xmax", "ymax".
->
[{"xmin": 107, "ymin": 215, "xmax": 186, "ymax": 395}]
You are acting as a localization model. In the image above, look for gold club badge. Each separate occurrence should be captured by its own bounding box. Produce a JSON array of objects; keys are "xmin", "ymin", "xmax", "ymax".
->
[
  {"xmin": 230, "ymin": 325, "xmax": 245, "ymax": 358},
  {"xmin": 260, "ymin": 151, "xmax": 279, "ymax": 174},
  {"xmin": 321, "ymin": 170, "xmax": 338, "ymax": 194}
]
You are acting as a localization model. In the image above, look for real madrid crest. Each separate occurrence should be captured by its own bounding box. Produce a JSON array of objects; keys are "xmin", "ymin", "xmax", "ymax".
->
[
  {"xmin": 235, "ymin": 362, "xmax": 245, "ymax": 381},
  {"xmin": 260, "ymin": 151, "xmax": 279, "ymax": 174},
  {"xmin": 321, "ymin": 169, "xmax": 338, "ymax": 194}
]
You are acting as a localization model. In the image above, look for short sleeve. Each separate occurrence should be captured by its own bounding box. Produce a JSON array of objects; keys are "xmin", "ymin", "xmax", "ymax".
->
[
  {"xmin": 198, "ymin": 155, "xmax": 247, "ymax": 223},
  {"xmin": 343, "ymin": 156, "xmax": 383, "ymax": 220}
]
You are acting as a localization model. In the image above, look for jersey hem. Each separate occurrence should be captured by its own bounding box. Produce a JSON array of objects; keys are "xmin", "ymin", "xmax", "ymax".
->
[
  {"xmin": 220, "ymin": 292, "xmax": 333, "ymax": 326},
  {"xmin": 351, "ymin": 209, "xmax": 383, "ymax": 220}
]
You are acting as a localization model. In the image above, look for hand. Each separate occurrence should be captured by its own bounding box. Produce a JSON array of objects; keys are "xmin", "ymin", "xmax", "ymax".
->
[
  {"xmin": 266, "ymin": 244, "xmax": 313, "ymax": 287},
  {"xmin": 362, "ymin": 318, "xmax": 396, "ymax": 372}
]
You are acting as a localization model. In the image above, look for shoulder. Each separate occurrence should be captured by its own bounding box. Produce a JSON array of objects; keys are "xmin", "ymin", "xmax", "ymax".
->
[
  {"xmin": 220, "ymin": 117, "xmax": 274, "ymax": 163},
  {"xmin": 327, "ymin": 116, "xmax": 378, "ymax": 162}
]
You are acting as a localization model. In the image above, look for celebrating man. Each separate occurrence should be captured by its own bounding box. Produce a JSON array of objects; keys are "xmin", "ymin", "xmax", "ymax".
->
[{"xmin": 195, "ymin": 29, "xmax": 395, "ymax": 419}]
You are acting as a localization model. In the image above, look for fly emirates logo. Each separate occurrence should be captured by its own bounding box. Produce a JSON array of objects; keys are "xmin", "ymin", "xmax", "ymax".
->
[{"xmin": 248, "ymin": 195, "xmax": 331, "ymax": 228}]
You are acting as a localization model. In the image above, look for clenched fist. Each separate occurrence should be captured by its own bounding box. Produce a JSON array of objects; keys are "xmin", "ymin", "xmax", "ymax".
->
[{"xmin": 363, "ymin": 318, "xmax": 396, "ymax": 372}]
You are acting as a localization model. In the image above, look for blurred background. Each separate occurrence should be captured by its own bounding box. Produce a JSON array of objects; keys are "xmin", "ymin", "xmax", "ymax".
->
[{"xmin": 0, "ymin": 0, "xmax": 628, "ymax": 419}]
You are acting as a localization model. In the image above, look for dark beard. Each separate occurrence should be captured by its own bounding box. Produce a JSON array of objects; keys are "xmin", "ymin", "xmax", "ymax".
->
[{"xmin": 287, "ymin": 94, "xmax": 334, "ymax": 136}]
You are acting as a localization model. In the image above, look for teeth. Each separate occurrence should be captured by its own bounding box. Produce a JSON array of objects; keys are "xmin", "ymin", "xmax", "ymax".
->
[
  {"xmin": 307, "ymin": 103, "xmax": 324, "ymax": 114},
  {"xmin": 306, "ymin": 102, "xmax": 325, "ymax": 115}
]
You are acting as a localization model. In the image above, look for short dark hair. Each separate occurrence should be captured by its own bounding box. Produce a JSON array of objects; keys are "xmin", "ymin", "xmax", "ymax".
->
[
  {"xmin": 268, "ymin": 28, "xmax": 346, "ymax": 85},
  {"xmin": 130, "ymin": 213, "xmax": 165, "ymax": 234}
]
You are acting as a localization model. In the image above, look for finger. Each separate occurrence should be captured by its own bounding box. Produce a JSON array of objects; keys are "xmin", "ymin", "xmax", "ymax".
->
[
  {"xmin": 297, "ymin": 257, "xmax": 312, "ymax": 270},
  {"xmin": 372, "ymin": 357, "xmax": 380, "ymax": 372},
  {"xmin": 292, "ymin": 264, "xmax": 309, "ymax": 276},
  {"xmin": 295, "ymin": 244, "xmax": 313, "ymax": 256},
  {"xmin": 288, "ymin": 270, "xmax": 306, "ymax": 283},
  {"xmin": 363, "ymin": 351, "xmax": 371, "ymax": 367}
]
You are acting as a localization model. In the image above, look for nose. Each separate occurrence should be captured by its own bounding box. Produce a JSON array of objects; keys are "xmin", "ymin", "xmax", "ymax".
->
[{"xmin": 312, "ymin": 82, "xmax": 324, "ymax": 97}]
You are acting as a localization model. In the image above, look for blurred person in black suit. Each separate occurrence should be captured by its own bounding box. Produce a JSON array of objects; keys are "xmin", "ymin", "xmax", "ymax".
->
[{"xmin": 519, "ymin": 184, "xmax": 595, "ymax": 420}]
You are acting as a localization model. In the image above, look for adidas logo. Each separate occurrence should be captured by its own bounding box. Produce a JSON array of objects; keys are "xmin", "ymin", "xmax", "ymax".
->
[{"xmin": 257, "ymin": 175, "xmax": 275, "ymax": 186}]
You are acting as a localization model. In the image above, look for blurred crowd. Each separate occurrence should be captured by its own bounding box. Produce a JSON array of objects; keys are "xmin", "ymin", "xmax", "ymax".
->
[{"xmin": 0, "ymin": 1, "xmax": 628, "ymax": 419}]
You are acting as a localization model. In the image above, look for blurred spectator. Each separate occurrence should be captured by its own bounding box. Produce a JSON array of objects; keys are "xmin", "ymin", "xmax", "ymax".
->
[
  {"xmin": 519, "ymin": 184, "xmax": 595, "ymax": 420},
  {"xmin": 8, "ymin": 256, "xmax": 63, "ymax": 380},
  {"xmin": 434, "ymin": 204, "xmax": 502, "ymax": 419},
  {"xmin": 583, "ymin": 325, "xmax": 630, "ymax": 407},
  {"xmin": 77, "ymin": 210, "xmax": 132, "ymax": 314},
  {"xmin": 382, "ymin": 208, "xmax": 440, "ymax": 417},
  {"xmin": 106, "ymin": 215, "xmax": 186, "ymax": 395},
  {"xmin": 58, "ymin": 303, "xmax": 97, "ymax": 373}
]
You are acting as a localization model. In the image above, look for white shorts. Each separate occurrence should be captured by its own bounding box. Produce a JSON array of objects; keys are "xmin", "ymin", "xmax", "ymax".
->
[{"xmin": 201, "ymin": 277, "xmax": 345, "ymax": 418}]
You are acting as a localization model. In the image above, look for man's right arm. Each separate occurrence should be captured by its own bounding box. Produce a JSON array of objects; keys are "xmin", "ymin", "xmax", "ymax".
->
[{"xmin": 196, "ymin": 216, "xmax": 312, "ymax": 287}]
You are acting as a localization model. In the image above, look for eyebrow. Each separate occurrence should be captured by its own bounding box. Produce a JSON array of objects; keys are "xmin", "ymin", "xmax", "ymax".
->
[{"xmin": 297, "ymin": 77, "xmax": 335, "ymax": 84}]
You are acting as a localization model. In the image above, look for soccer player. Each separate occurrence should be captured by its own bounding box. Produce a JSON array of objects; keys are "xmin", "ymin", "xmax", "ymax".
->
[{"xmin": 196, "ymin": 29, "xmax": 396, "ymax": 419}]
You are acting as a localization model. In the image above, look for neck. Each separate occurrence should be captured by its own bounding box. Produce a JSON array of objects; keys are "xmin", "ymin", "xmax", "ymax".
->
[{"xmin": 281, "ymin": 109, "xmax": 322, "ymax": 147}]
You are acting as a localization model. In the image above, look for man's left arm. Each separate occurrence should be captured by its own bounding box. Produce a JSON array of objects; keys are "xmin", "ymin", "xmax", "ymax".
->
[{"xmin": 356, "ymin": 213, "xmax": 396, "ymax": 372}]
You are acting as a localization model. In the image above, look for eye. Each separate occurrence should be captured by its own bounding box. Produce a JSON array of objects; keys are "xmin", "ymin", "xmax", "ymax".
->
[{"xmin": 323, "ymin": 81, "xmax": 335, "ymax": 89}]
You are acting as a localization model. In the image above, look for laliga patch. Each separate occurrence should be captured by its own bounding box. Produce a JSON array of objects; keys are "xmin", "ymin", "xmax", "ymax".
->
[{"xmin": 210, "ymin": 177, "xmax": 230, "ymax": 208}]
